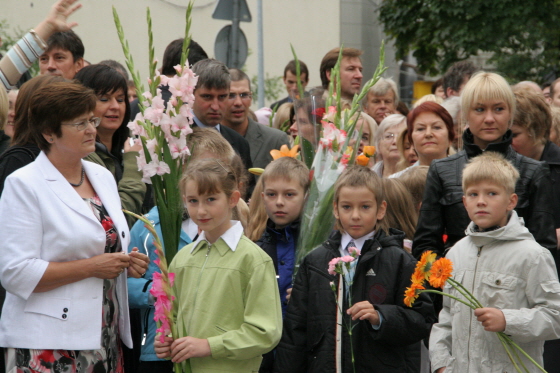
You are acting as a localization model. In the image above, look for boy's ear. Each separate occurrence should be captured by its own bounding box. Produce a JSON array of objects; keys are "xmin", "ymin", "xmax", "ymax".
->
[
  {"xmin": 462, "ymin": 195, "xmax": 467, "ymax": 209},
  {"xmin": 229, "ymin": 190, "xmax": 241, "ymax": 208},
  {"xmin": 507, "ymin": 193, "xmax": 518, "ymax": 211},
  {"xmin": 376, "ymin": 200, "xmax": 387, "ymax": 221},
  {"xmin": 332, "ymin": 200, "xmax": 339, "ymax": 219}
]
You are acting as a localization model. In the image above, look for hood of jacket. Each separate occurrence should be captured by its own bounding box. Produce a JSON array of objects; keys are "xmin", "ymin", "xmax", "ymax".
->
[{"xmin": 465, "ymin": 210, "xmax": 534, "ymax": 247}]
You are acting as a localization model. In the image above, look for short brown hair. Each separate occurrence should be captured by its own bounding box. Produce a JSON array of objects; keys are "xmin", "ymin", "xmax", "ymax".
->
[
  {"xmin": 284, "ymin": 60, "xmax": 309, "ymax": 82},
  {"xmin": 333, "ymin": 165, "xmax": 388, "ymax": 234},
  {"xmin": 320, "ymin": 47, "xmax": 362, "ymax": 89},
  {"xmin": 512, "ymin": 89, "xmax": 551, "ymax": 145},
  {"xmin": 12, "ymin": 75, "xmax": 67, "ymax": 147},
  {"xmin": 29, "ymin": 81, "xmax": 96, "ymax": 152},
  {"xmin": 261, "ymin": 157, "xmax": 310, "ymax": 192}
]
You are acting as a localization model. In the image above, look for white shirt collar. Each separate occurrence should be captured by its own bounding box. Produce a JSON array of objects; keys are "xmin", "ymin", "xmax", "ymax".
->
[
  {"xmin": 340, "ymin": 231, "xmax": 375, "ymax": 256},
  {"xmin": 191, "ymin": 221, "xmax": 243, "ymax": 252}
]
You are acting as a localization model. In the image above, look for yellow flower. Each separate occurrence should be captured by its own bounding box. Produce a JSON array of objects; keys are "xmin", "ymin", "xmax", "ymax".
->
[
  {"xmin": 428, "ymin": 257, "xmax": 453, "ymax": 288},
  {"xmin": 356, "ymin": 154, "xmax": 370, "ymax": 166},
  {"xmin": 415, "ymin": 250, "xmax": 437, "ymax": 280},
  {"xmin": 404, "ymin": 282, "xmax": 425, "ymax": 307},
  {"xmin": 363, "ymin": 145, "xmax": 376, "ymax": 157},
  {"xmin": 270, "ymin": 144, "xmax": 299, "ymax": 160}
]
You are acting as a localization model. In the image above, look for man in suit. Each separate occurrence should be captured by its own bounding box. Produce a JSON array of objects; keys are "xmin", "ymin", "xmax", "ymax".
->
[
  {"xmin": 269, "ymin": 60, "xmax": 309, "ymax": 110},
  {"xmin": 223, "ymin": 69, "xmax": 290, "ymax": 170},
  {"xmin": 191, "ymin": 59, "xmax": 253, "ymax": 172}
]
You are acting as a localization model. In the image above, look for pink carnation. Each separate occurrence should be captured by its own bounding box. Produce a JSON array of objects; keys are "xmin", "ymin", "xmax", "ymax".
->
[
  {"xmin": 348, "ymin": 246, "xmax": 360, "ymax": 257},
  {"xmin": 340, "ymin": 255, "xmax": 355, "ymax": 263},
  {"xmin": 328, "ymin": 257, "xmax": 342, "ymax": 275}
]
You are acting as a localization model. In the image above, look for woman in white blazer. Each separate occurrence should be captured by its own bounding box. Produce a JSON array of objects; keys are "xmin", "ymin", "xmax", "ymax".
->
[{"xmin": 0, "ymin": 82, "xmax": 148, "ymax": 373}]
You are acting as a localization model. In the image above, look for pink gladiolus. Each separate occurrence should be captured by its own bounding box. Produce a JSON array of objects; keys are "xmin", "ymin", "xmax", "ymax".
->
[
  {"xmin": 143, "ymin": 159, "xmax": 171, "ymax": 180},
  {"xmin": 151, "ymin": 272, "xmax": 176, "ymax": 343}
]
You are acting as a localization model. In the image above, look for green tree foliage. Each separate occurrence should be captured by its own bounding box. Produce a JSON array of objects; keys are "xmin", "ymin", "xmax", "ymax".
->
[{"xmin": 378, "ymin": 0, "xmax": 560, "ymax": 83}]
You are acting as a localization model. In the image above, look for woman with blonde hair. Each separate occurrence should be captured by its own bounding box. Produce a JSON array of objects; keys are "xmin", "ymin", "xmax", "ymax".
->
[{"xmin": 413, "ymin": 72, "xmax": 556, "ymax": 259}]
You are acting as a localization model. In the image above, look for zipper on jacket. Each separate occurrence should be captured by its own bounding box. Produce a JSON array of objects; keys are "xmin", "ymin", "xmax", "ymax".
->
[
  {"xmin": 467, "ymin": 245, "xmax": 483, "ymax": 370},
  {"xmin": 187, "ymin": 243, "xmax": 212, "ymax": 334}
]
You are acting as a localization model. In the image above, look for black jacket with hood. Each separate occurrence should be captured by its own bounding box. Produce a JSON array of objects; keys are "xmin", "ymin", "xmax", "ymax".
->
[{"xmin": 274, "ymin": 229, "xmax": 436, "ymax": 373}]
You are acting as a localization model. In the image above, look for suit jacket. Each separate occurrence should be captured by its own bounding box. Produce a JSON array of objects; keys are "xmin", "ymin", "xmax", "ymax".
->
[
  {"xmin": 244, "ymin": 118, "xmax": 290, "ymax": 169},
  {"xmin": 0, "ymin": 152, "xmax": 132, "ymax": 350},
  {"xmin": 270, "ymin": 96, "xmax": 291, "ymax": 110}
]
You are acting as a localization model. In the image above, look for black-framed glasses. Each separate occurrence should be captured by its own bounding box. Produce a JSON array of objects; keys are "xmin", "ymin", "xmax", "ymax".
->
[
  {"xmin": 64, "ymin": 117, "xmax": 101, "ymax": 131},
  {"xmin": 228, "ymin": 92, "xmax": 252, "ymax": 101}
]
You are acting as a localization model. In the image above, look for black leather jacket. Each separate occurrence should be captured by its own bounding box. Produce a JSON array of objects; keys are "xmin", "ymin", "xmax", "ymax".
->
[
  {"xmin": 274, "ymin": 229, "xmax": 436, "ymax": 373},
  {"xmin": 412, "ymin": 129, "xmax": 557, "ymax": 259}
]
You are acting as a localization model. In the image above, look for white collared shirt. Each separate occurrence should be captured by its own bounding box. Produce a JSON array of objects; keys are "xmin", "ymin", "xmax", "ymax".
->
[
  {"xmin": 191, "ymin": 221, "xmax": 243, "ymax": 252},
  {"xmin": 339, "ymin": 231, "xmax": 376, "ymax": 256}
]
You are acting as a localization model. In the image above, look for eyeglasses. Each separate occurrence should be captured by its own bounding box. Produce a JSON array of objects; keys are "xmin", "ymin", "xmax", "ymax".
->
[
  {"xmin": 228, "ymin": 92, "xmax": 252, "ymax": 101},
  {"xmin": 64, "ymin": 117, "xmax": 101, "ymax": 131},
  {"xmin": 382, "ymin": 132, "xmax": 397, "ymax": 142}
]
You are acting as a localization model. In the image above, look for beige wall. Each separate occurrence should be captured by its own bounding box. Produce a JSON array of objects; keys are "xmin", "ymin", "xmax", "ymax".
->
[{"xmin": 3, "ymin": 0, "xmax": 344, "ymax": 105}]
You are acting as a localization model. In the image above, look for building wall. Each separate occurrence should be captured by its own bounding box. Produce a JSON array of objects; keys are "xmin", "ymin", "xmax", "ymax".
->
[{"xmin": 2, "ymin": 0, "xmax": 398, "ymax": 107}]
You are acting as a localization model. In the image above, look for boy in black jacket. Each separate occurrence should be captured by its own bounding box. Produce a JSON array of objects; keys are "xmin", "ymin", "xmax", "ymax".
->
[{"xmin": 275, "ymin": 166, "xmax": 436, "ymax": 373}]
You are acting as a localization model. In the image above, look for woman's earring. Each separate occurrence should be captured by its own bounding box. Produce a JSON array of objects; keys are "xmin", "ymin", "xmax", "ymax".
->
[{"xmin": 50, "ymin": 138, "xmax": 54, "ymax": 142}]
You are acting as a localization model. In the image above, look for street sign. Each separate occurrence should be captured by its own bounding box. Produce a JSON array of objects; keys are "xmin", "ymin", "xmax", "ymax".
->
[
  {"xmin": 212, "ymin": 0, "xmax": 252, "ymax": 22},
  {"xmin": 214, "ymin": 25, "xmax": 248, "ymax": 68}
]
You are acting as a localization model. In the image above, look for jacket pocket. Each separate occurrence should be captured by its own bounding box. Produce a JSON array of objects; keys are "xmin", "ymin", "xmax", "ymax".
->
[
  {"xmin": 24, "ymin": 294, "xmax": 72, "ymax": 320},
  {"xmin": 306, "ymin": 322, "xmax": 324, "ymax": 352},
  {"xmin": 215, "ymin": 323, "xmax": 229, "ymax": 334},
  {"xmin": 480, "ymin": 273, "xmax": 518, "ymax": 309}
]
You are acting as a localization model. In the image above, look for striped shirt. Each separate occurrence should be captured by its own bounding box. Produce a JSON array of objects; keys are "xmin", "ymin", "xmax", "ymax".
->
[{"xmin": 0, "ymin": 30, "xmax": 47, "ymax": 90}]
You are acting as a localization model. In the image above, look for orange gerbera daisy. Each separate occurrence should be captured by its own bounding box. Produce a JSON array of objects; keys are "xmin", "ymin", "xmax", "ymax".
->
[
  {"xmin": 411, "ymin": 268, "xmax": 426, "ymax": 285},
  {"xmin": 415, "ymin": 250, "xmax": 437, "ymax": 279},
  {"xmin": 270, "ymin": 144, "xmax": 300, "ymax": 160},
  {"xmin": 356, "ymin": 154, "xmax": 369, "ymax": 166},
  {"xmin": 428, "ymin": 257, "xmax": 453, "ymax": 289},
  {"xmin": 404, "ymin": 282, "xmax": 425, "ymax": 307}
]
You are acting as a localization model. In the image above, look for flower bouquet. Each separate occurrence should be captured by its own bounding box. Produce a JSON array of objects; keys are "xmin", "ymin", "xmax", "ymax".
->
[
  {"xmin": 114, "ymin": 3, "xmax": 195, "ymax": 372},
  {"xmin": 328, "ymin": 244, "xmax": 361, "ymax": 373},
  {"xmin": 294, "ymin": 44, "xmax": 387, "ymax": 267},
  {"xmin": 405, "ymin": 251, "xmax": 546, "ymax": 373}
]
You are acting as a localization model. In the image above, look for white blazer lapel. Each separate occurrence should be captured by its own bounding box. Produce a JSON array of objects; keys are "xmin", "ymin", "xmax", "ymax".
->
[{"xmin": 37, "ymin": 152, "xmax": 97, "ymax": 224}]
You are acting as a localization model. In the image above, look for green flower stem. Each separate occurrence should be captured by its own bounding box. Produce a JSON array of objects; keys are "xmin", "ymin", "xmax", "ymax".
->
[
  {"xmin": 419, "ymin": 290, "xmax": 478, "ymax": 310},
  {"xmin": 448, "ymin": 278, "xmax": 484, "ymax": 308},
  {"xmin": 503, "ymin": 333, "xmax": 547, "ymax": 372},
  {"xmin": 446, "ymin": 279, "xmax": 481, "ymax": 309},
  {"xmin": 497, "ymin": 332, "xmax": 524, "ymax": 373},
  {"xmin": 180, "ymin": 2, "xmax": 193, "ymax": 69},
  {"xmin": 290, "ymin": 44, "xmax": 305, "ymax": 100}
]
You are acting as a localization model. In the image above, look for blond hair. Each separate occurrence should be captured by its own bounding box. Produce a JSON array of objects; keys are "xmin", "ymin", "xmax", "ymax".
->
[
  {"xmin": 333, "ymin": 165, "xmax": 389, "ymax": 234},
  {"xmin": 245, "ymin": 177, "xmax": 268, "ymax": 241},
  {"xmin": 461, "ymin": 72, "xmax": 516, "ymax": 129},
  {"xmin": 187, "ymin": 127, "xmax": 236, "ymax": 161},
  {"xmin": 381, "ymin": 179, "xmax": 417, "ymax": 240},
  {"xmin": 512, "ymin": 89, "xmax": 551, "ymax": 145},
  {"xmin": 395, "ymin": 128, "xmax": 413, "ymax": 172},
  {"xmin": 462, "ymin": 152, "xmax": 519, "ymax": 194},
  {"xmin": 413, "ymin": 94, "xmax": 443, "ymax": 108},
  {"xmin": 261, "ymin": 157, "xmax": 310, "ymax": 192}
]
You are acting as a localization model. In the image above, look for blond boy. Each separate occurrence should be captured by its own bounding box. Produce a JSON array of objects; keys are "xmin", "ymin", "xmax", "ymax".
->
[{"xmin": 430, "ymin": 152, "xmax": 560, "ymax": 373}]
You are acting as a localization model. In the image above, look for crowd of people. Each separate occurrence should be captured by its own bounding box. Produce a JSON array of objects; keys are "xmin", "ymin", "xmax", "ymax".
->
[{"xmin": 2, "ymin": 1, "xmax": 560, "ymax": 373}]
